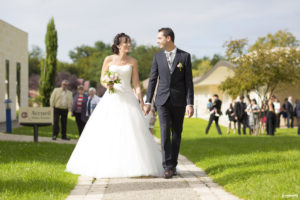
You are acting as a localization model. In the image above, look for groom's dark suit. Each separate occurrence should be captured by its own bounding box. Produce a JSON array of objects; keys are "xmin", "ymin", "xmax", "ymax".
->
[{"xmin": 146, "ymin": 48, "xmax": 194, "ymax": 170}]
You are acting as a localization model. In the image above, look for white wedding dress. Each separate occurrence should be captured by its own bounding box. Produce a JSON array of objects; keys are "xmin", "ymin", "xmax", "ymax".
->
[{"xmin": 66, "ymin": 65, "xmax": 164, "ymax": 178}]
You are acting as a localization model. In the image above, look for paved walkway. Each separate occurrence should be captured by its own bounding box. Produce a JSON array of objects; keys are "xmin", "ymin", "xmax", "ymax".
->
[
  {"xmin": 0, "ymin": 132, "xmax": 78, "ymax": 144},
  {"xmin": 0, "ymin": 131, "xmax": 240, "ymax": 200},
  {"xmin": 66, "ymin": 137, "xmax": 240, "ymax": 200}
]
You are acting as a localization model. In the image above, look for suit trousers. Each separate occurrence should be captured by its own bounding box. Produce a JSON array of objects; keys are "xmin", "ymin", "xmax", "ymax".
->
[
  {"xmin": 237, "ymin": 117, "xmax": 247, "ymax": 135},
  {"xmin": 53, "ymin": 108, "xmax": 68, "ymax": 138},
  {"xmin": 266, "ymin": 111, "xmax": 276, "ymax": 135},
  {"xmin": 205, "ymin": 114, "xmax": 222, "ymax": 134},
  {"xmin": 287, "ymin": 113, "xmax": 294, "ymax": 128},
  {"xmin": 157, "ymin": 98, "xmax": 186, "ymax": 170}
]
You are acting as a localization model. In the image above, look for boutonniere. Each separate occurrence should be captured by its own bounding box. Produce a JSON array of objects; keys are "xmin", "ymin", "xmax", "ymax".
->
[{"xmin": 177, "ymin": 62, "xmax": 183, "ymax": 71}]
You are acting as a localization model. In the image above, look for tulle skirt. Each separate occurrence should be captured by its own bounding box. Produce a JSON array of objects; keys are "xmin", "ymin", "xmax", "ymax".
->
[{"xmin": 66, "ymin": 90, "xmax": 164, "ymax": 178}]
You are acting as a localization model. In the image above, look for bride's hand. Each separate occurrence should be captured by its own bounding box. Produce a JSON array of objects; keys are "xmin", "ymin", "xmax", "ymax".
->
[
  {"xmin": 107, "ymin": 83, "xmax": 114, "ymax": 89},
  {"xmin": 140, "ymin": 103, "xmax": 145, "ymax": 114}
]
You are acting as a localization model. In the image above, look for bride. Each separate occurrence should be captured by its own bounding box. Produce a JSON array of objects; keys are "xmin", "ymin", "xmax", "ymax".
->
[{"xmin": 66, "ymin": 33, "xmax": 164, "ymax": 178}]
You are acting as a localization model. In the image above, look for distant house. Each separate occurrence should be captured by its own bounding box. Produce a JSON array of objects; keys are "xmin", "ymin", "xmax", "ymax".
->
[
  {"xmin": 193, "ymin": 60, "xmax": 300, "ymax": 126},
  {"xmin": 193, "ymin": 61, "xmax": 235, "ymax": 125},
  {"xmin": 0, "ymin": 20, "xmax": 28, "ymax": 122}
]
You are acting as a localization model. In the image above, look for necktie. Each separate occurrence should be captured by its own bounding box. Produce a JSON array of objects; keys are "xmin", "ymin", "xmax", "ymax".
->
[
  {"xmin": 87, "ymin": 98, "xmax": 92, "ymax": 116},
  {"xmin": 166, "ymin": 52, "xmax": 173, "ymax": 70}
]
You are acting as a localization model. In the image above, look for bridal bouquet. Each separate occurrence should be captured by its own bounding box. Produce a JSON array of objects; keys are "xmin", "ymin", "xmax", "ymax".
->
[{"xmin": 102, "ymin": 71, "xmax": 121, "ymax": 94}]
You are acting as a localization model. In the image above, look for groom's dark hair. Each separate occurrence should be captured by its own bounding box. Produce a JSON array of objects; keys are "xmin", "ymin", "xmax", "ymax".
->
[{"xmin": 159, "ymin": 27, "xmax": 175, "ymax": 42}]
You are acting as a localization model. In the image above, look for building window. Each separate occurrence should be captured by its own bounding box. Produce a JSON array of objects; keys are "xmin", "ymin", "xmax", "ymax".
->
[
  {"xmin": 16, "ymin": 62, "xmax": 21, "ymax": 107},
  {"xmin": 5, "ymin": 60, "xmax": 9, "ymax": 99}
]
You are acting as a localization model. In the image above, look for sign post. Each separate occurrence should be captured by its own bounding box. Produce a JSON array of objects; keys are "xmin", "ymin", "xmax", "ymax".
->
[{"xmin": 19, "ymin": 107, "xmax": 53, "ymax": 142}]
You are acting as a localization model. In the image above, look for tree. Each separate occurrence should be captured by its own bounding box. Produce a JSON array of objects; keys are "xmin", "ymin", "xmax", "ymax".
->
[
  {"xmin": 39, "ymin": 17, "xmax": 58, "ymax": 106},
  {"xmin": 219, "ymin": 30, "xmax": 300, "ymax": 102},
  {"xmin": 29, "ymin": 45, "xmax": 43, "ymax": 76}
]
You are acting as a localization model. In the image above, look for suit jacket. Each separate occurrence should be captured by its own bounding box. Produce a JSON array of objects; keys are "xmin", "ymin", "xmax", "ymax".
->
[
  {"xmin": 146, "ymin": 48, "xmax": 194, "ymax": 106},
  {"xmin": 296, "ymin": 101, "xmax": 300, "ymax": 118},
  {"xmin": 287, "ymin": 101, "xmax": 294, "ymax": 115},
  {"xmin": 71, "ymin": 93, "xmax": 89, "ymax": 123},
  {"xmin": 213, "ymin": 99, "xmax": 222, "ymax": 115},
  {"xmin": 234, "ymin": 101, "xmax": 247, "ymax": 120}
]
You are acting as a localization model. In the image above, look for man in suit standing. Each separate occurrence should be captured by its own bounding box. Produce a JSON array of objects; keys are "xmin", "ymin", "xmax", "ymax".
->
[
  {"xmin": 235, "ymin": 95, "xmax": 248, "ymax": 135},
  {"xmin": 287, "ymin": 96, "xmax": 294, "ymax": 128},
  {"xmin": 144, "ymin": 27, "xmax": 194, "ymax": 179},
  {"xmin": 296, "ymin": 99, "xmax": 300, "ymax": 135},
  {"xmin": 50, "ymin": 80, "xmax": 73, "ymax": 140},
  {"xmin": 205, "ymin": 94, "xmax": 222, "ymax": 135}
]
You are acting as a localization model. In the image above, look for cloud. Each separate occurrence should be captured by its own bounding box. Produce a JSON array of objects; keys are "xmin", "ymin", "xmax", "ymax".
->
[{"xmin": 1, "ymin": 0, "xmax": 300, "ymax": 62}]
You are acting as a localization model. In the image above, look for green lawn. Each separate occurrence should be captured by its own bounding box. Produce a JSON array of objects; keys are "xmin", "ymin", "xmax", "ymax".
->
[
  {"xmin": 12, "ymin": 115, "xmax": 79, "ymax": 139},
  {"xmin": 154, "ymin": 118, "xmax": 300, "ymax": 200},
  {"xmin": 0, "ymin": 141, "xmax": 78, "ymax": 200}
]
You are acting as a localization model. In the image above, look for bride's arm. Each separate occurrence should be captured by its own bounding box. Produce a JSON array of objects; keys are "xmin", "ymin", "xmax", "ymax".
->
[
  {"xmin": 100, "ymin": 56, "xmax": 113, "ymax": 89},
  {"xmin": 131, "ymin": 59, "xmax": 144, "ymax": 109}
]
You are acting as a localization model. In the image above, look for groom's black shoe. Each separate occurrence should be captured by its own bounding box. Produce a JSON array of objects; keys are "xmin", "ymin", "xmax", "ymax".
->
[
  {"xmin": 173, "ymin": 168, "xmax": 177, "ymax": 176},
  {"xmin": 163, "ymin": 169, "xmax": 173, "ymax": 179}
]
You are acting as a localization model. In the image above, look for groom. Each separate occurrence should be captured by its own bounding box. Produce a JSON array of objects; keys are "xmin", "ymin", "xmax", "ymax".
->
[{"xmin": 144, "ymin": 27, "xmax": 194, "ymax": 179}]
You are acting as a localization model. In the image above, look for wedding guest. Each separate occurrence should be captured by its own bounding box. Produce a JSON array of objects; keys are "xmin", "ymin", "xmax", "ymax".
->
[
  {"xmin": 205, "ymin": 94, "xmax": 222, "ymax": 135},
  {"xmin": 225, "ymin": 101, "xmax": 236, "ymax": 134},
  {"xmin": 273, "ymin": 97, "xmax": 281, "ymax": 128},
  {"xmin": 86, "ymin": 87, "xmax": 101, "ymax": 119},
  {"xmin": 260, "ymin": 100, "xmax": 268, "ymax": 134},
  {"xmin": 281, "ymin": 98, "xmax": 288, "ymax": 127},
  {"xmin": 50, "ymin": 80, "xmax": 73, "ymax": 140},
  {"xmin": 296, "ymin": 99, "xmax": 300, "ymax": 135},
  {"xmin": 234, "ymin": 95, "xmax": 247, "ymax": 135},
  {"xmin": 266, "ymin": 96, "xmax": 276, "ymax": 135},
  {"xmin": 246, "ymin": 99, "xmax": 260, "ymax": 135},
  {"xmin": 71, "ymin": 85, "xmax": 88, "ymax": 136},
  {"xmin": 287, "ymin": 96, "xmax": 294, "ymax": 128}
]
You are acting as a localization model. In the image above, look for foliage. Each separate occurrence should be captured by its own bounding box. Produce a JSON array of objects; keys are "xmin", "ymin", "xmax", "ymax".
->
[
  {"xmin": 192, "ymin": 54, "xmax": 224, "ymax": 77},
  {"xmin": 39, "ymin": 18, "xmax": 58, "ymax": 106},
  {"xmin": 220, "ymin": 30, "xmax": 300, "ymax": 101},
  {"xmin": 28, "ymin": 45, "xmax": 43, "ymax": 76}
]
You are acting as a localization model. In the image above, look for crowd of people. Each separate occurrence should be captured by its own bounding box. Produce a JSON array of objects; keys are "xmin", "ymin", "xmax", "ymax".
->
[
  {"xmin": 49, "ymin": 79, "xmax": 158, "ymax": 140},
  {"xmin": 206, "ymin": 94, "xmax": 300, "ymax": 136},
  {"xmin": 50, "ymin": 80, "xmax": 101, "ymax": 140}
]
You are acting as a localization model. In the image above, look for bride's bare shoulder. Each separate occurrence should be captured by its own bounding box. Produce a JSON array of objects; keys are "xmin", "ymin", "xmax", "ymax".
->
[
  {"xmin": 104, "ymin": 55, "xmax": 114, "ymax": 63},
  {"xmin": 127, "ymin": 56, "xmax": 138, "ymax": 66}
]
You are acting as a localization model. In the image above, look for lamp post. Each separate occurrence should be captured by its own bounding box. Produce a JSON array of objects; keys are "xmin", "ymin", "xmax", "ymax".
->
[{"xmin": 5, "ymin": 99, "xmax": 12, "ymax": 133}]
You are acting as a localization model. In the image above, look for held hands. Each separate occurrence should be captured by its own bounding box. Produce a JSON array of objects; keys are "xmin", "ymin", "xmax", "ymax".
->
[
  {"xmin": 186, "ymin": 106, "xmax": 194, "ymax": 118},
  {"xmin": 143, "ymin": 104, "xmax": 151, "ymax": 115}
]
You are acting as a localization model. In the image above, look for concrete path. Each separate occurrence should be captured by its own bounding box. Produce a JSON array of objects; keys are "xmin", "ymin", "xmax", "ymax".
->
[
  {"xmin": 0, "ymin": 132, "xmax": 78, "ymax": 144},
  {"xmin": 66, "ymin": 137, "xmax": 240, "ymax": 200}
]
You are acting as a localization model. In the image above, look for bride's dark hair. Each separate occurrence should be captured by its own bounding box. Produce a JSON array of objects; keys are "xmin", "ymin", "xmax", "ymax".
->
[{"xmin": 112, "ymin": 33, "xmax": 131, "ymax": 54}]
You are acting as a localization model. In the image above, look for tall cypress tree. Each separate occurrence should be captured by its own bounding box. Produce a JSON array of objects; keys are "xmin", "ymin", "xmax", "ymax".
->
[{"xmin": 39, "ymin": 17, "xmax": 58, "ymax": 106}]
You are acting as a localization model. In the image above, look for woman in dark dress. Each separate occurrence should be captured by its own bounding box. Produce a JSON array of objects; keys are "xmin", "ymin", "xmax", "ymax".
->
[
  {"xmin": 266, "ymin": 96, "xmax": 276, "ymax": 136},
  {"xmin": 71, "ymin": 85, "xmax": 88, "ymax": 136},
  {"xmin": 226, "ymin": 101, "xmax": 237, "ymax": 134},
  {"xmin": 281, "ymin": 98, "xmax": 288, "ymax": 127}
]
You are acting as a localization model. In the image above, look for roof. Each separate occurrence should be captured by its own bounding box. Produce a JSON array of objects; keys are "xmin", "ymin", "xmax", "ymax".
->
[{"xmin": 193, "ymin": 60, "xmax": 234, "ymax": 85}]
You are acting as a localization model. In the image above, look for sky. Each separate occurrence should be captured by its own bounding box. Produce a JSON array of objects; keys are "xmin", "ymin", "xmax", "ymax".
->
[{"xmin": 1, "ymin": 0, "xmax": 300, "ymax": 62}]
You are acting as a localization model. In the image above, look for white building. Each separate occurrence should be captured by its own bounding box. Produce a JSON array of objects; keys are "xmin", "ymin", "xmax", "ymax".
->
[{"xmin": 0, "ymin": 19, "xmax": 28, "ymax": 122}]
